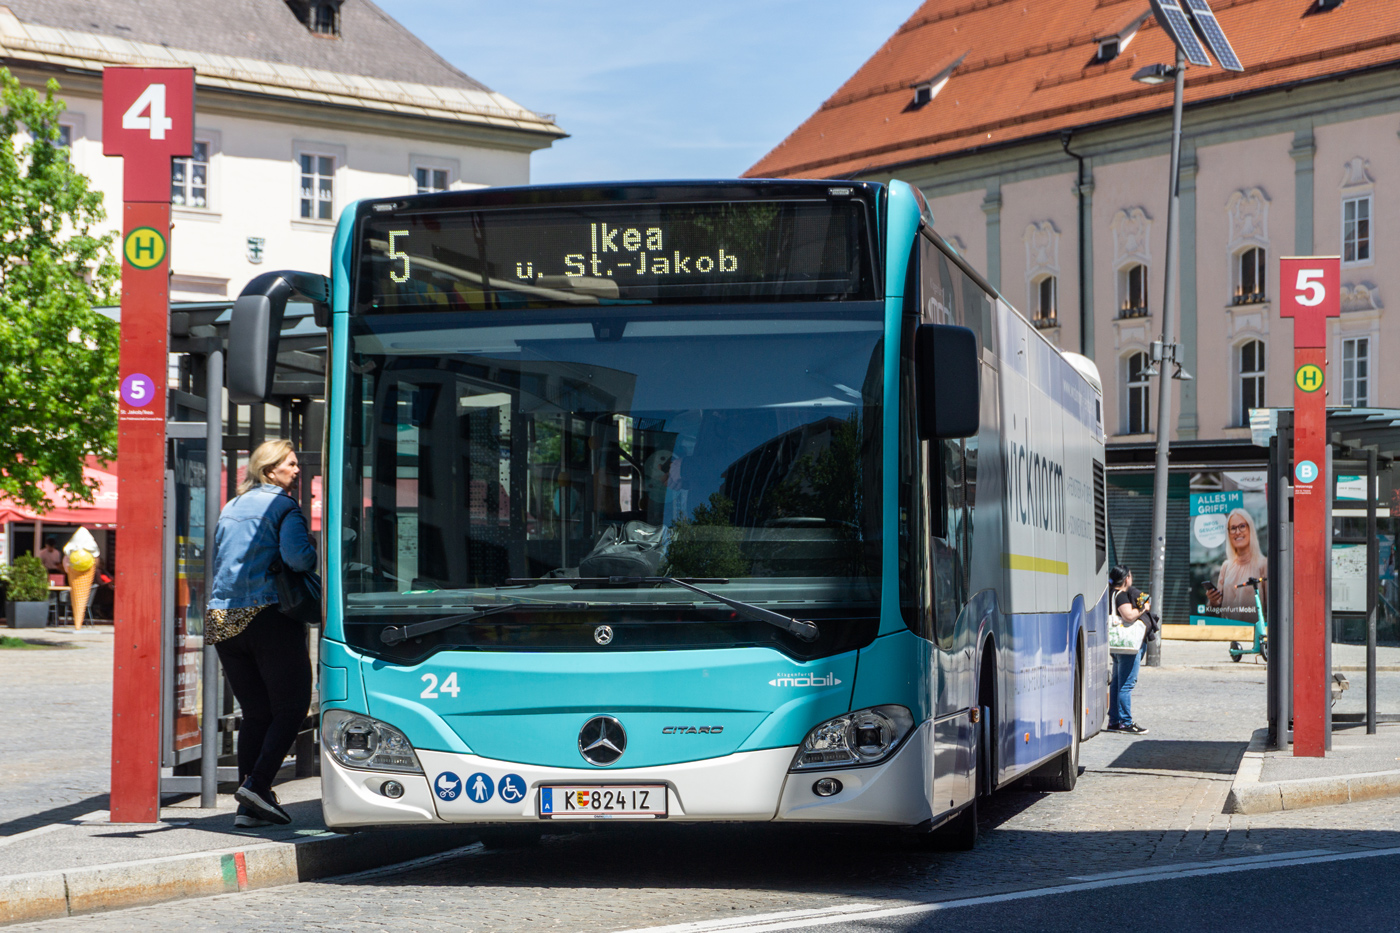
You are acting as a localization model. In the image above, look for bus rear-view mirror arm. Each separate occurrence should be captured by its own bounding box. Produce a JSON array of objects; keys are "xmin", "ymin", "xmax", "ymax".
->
[
  {"xmin": 915, "ymin": 323, "xmax": 980, "ymax": 440},
  {"xmin": 228, "ymin": 270, "xmax": 332, "ymax": 403}
]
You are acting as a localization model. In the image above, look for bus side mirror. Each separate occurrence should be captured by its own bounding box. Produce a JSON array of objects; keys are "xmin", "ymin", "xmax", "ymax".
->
[
  {"xmin": 915, "ymin": 323, "xmax": 979, "ymax": 440},
  {"xmin": 228, "ymin": 271, "xmax": 331, "ymax": 404}
]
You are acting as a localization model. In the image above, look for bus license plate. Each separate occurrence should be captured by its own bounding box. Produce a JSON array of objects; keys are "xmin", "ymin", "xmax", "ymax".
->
[{"xmin": 538, "ymin": 785, "xmax": 667, "ymax": 819}]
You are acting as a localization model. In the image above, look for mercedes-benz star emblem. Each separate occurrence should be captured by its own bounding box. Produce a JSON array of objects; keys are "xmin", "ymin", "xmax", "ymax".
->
[
  {"xmin": 578, "ymin": 716, "xmax": 627, "ymax": 766},
  {"xmin": 594, "ymin": 625, "xmax": 614, "ymax": 646}
]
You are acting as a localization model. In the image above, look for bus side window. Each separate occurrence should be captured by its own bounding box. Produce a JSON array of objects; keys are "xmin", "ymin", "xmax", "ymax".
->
[{"xmin": 932, "ymin": 437, "xmax": 966, "ymax": 646}]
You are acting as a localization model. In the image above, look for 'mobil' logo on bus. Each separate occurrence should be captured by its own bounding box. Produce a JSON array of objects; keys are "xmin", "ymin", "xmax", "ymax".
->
[{"xmin": 769, "ymin": 672, "xmax": 842, "ymax": 688}]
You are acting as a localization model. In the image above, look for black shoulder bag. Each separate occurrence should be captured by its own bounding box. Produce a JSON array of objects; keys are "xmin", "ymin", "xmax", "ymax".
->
[{"xmin": 271, "ymin": 506, "xmax": 322, "ymax": 625}]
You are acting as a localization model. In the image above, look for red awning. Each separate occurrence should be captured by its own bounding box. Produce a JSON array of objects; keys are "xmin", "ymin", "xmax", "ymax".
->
[{"xmin": 0, "ymin": 467, "xmax": 119, "ymax": 526}]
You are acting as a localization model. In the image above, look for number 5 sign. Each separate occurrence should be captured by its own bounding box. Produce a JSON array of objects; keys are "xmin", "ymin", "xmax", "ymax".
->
[
  {"xmin": 1278, "ymin": 255, "xmax": 1340, "ymax": 759},
  {"xmin": 102, "ymin": 68, "xmax": 194, "ymax": 201},
  {"xmin": 1279, "ymin": 256, "xmax": 1340, "ymax": 349}
]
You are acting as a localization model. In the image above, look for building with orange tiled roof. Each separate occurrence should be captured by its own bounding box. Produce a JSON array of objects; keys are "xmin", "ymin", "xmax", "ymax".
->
[{"xmin": 749, "ymin": 0, "xmax": 1399, "ymax": 623}]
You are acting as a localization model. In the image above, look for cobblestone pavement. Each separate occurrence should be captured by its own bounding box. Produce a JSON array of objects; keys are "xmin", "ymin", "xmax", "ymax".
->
[
  {"xmin": 0, "ymin": 628, "xmax": 113, "ymax": 834},
  {"xmin": 10, "ymin": 645, "xmax": 1400, "ymax": 933}
]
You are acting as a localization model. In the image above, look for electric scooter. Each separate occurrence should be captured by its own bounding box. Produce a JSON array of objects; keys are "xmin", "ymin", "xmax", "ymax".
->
[{"xmin": 1228, "ymin": 576, "xmax": 1266, "ymax": 663}]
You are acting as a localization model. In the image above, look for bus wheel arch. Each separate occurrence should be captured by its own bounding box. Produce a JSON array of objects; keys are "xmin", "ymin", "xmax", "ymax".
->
[{"xmin": 977, "ymin": 633, "xmax": 997, "ymax": 797}]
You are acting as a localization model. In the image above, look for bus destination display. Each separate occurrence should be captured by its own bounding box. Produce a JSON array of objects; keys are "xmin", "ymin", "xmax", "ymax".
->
[{"xmin": 357, "ymin": 200, "xmax": 872, "ymax": 309}]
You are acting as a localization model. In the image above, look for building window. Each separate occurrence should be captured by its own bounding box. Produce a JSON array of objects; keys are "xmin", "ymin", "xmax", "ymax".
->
[
  {"xmin": 312, "ymin": 3, "xmax": 339, "ymax": 35},
  {"xmin": 1238, "ymin": 339, "xmax": 1265, "ymax": 425},
  {"xmin": 1118, "ymin": 263, "xmax": 1148, "ymax": 318},
  {"xmin": 1342, "ymin": 336, "xmax": 1371, "ymax": 407},
  {"xmin": 1124, "ymin": 351, "xmax": 1151, "ymax": 434},
  {"xmin": 1031, "ymin": 274, "xmax": 1057, "ymax": 328},
  {"xmin": 1235, "ymin": 246, "xmax": 1265, "ymax": 304},
  {"xmin": 1343, "ymin": 195, "xmax": 1371, "ymax": 265},
  {"xmin": 171, "ymin": 140, "xmax": 210, "ymax": 209},
  {"xmin": 415, "ymin": 167, "xmax": 450, "ymax": 193},
  {"xmin": 299, "ymin": 153, "xmax": 335, "ymax": 220},
  {"xmin": 56, "ymin": 123, "xmax": 72, "ymax": 148}
]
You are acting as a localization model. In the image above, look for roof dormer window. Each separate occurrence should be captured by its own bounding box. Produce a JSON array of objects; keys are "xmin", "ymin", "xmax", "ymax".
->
[
  {"xmin": 909, "ymin": 51, "xmax": 968, "ymax": 109},
  {"xmin": 1093, "ymin": 9, "xmax": 1150, "ymax": 64},
  {"xmin": 286, "ymin": 0, "xmax": 343, "ymax": 37}
]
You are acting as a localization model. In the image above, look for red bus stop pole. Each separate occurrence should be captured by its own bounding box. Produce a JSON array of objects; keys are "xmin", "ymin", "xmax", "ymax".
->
[
  {"xmin": 1280, "ymin": 256, "xmax": 1340, "ymax": 758},
  {"xmin": 103, "ymin": 68, "xmax": 194, "ymax": 822}
]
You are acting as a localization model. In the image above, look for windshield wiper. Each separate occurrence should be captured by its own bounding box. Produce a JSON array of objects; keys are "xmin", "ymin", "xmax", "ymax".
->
[
  {"xmin": 380, "ymin": 601, "xmax": 587, "ymax": 646},
  {"xmin": 504, "ymin": 576, "xmax": 819, "ymax": 642},
  {"xmin": 502, "ymin": 577, "xmax": 729, "ymax": 587},
  {"xmin": 656, "ymin": 577, "xmax": 819, "ymax": 643}
]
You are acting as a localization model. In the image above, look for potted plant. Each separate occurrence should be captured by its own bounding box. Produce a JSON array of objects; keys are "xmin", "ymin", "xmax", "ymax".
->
[{"xmin": 5, "ymin": 555, "xmax": 50, "ymax": 628}]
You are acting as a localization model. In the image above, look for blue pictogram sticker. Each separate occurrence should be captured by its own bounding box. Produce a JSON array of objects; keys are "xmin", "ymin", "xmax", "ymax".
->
[
  {"xmin": 465, "ymin": 772, "xmax": 495, "ymax": 803},
  {"xmin": 1295, "ymin": 460, "xmax": 1319, "ymax": 484},
  {"xmin": 498, "ymin": 773, "xmax": 527, "ymax": 804},
  {"xmin": 434, "ymin": 771, "xmax": 463, "ymax": 801}
]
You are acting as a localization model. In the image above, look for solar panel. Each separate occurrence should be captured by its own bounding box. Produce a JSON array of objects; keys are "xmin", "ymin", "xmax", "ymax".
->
[
  {"xmin": 1148, "ymin": 0, "xmax": 1212, "ymax": 68},
  {"xmin": 1183, "ymin": 0, "xmax": 1244, "ymax": 71}
]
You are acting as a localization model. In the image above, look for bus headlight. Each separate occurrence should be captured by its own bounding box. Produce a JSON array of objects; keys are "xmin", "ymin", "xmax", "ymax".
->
[
  {"xmin": 323, "ymin": 709, "xmax": 423, "ymax": 774},
  {"xmin": 790, "ymin": 705, "xmax": 915, "ymax": 771}
]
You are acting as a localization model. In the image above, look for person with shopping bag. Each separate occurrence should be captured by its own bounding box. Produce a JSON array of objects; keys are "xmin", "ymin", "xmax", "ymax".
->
[
  {"xmin": 1107, "ymin": 564, "xmax": 1151, "ymax": 734},
  {"xmin": 63, "ymin": 527, "xmax": 100, "ymax": 629}
]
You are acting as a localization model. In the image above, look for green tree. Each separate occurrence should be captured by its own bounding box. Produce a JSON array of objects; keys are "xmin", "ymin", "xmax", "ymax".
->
[
  {"xmin": 662, "ymin": 492, "xmax": 750, "ymax": 579},
  {"xmin": 0, "ymin": 69, "xmax": 119, "ymax": 510}
]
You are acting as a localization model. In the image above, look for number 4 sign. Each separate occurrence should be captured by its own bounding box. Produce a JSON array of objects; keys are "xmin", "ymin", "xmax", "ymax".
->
[
  {"xmin": 102, "ymin": 68, "xmax": 194, "ymax": 201},
  {"xmin": 102, "ymin": 67, "xmax": 195, "ymax": 823}
]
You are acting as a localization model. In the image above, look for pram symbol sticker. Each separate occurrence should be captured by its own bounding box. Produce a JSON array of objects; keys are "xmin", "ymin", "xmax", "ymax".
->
[{"xmin": 434, "ymin": 771, "xmax": 462, "ymax": 801}]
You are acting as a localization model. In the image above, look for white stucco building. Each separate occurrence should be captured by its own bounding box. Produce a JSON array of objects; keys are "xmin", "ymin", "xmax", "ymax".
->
[{"xmin": 0, "ymin": 0, "xmax": 565, "ymax": 302}]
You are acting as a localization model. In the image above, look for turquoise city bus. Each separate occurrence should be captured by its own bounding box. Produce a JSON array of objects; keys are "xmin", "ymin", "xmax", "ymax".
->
[{"xmin": 229, "ymin": 179, "xmax": 1110, "ymax": 847}]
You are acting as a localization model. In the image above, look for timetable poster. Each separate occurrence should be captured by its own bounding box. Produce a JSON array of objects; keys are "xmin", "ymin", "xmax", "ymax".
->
[{"xmin": 1190, "ymin": 473, "xmax": 1268, "ymax": 626}]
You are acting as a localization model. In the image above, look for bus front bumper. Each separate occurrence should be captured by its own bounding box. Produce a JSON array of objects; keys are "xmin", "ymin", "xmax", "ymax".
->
[{"xmin": 321, "ymin": 722, "xmax": 934, "ymax": 830}]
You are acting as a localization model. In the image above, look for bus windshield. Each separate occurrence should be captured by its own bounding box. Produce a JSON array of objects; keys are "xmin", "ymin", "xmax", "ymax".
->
[{"xmin": 340, "ymin": 304, "xmax": 884, "ymax": 654}]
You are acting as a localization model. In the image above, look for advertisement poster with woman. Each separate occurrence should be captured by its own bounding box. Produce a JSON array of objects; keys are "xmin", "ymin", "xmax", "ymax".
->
[{"xmin": 1190, "ymin": 472, "xmax": 1267, "ymax": 626}]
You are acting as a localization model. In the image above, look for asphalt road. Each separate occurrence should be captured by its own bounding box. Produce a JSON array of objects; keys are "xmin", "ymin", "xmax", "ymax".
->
[
  {"xmin": 697, "ymin": 849, "xmax": 1400, "ymax": 933},
  {"xmin": 9, "ymin": 650, "xmax": 1400, "ymax": 933}
]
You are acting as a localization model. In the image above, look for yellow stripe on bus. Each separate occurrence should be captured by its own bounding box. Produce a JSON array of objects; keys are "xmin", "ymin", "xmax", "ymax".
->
[{"xmin": 1002, "ymin": 554, "xmax": 1070, "ymax": 575}]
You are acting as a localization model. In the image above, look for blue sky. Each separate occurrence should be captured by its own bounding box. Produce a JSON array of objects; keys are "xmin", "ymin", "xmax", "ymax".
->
[{"xmin": 375, "ymin": 0, "xmax": 915, "ymax": 184}]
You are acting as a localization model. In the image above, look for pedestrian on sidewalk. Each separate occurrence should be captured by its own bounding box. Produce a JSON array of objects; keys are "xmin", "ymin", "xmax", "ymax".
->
[
  {"xmin": 206, "ymin": 439, "xmax": 318, "ymax": 828},
  {"xmin": 1108, "ymin": 564, "xmax": 1150, "ymax": 735}
]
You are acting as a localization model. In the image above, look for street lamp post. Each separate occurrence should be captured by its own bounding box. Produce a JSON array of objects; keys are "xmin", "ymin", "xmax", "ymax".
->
[
  {"xmin": 1137, "ymin": 49, "xmax": 1187, "ymax": 668},
  {"xmin": 1132, "ymin": 0, "xmax": 1240, "ymax": 665}
]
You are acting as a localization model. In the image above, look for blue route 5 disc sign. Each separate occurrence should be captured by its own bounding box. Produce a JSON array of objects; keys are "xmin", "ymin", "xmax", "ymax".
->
[{"xmin": 1295, "ymin": 460, "xmax": 1319, "ymax": 484}]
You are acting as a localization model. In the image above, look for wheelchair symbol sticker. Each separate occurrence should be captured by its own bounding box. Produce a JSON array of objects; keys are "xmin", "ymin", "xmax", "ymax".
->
[
  {"xmin": 498, "ymin": 773, "xmax": 526, "ymax": 804},
  {"xmin": 1295, "ymin": 460, "xmax": 1319, "ymax": 485}
]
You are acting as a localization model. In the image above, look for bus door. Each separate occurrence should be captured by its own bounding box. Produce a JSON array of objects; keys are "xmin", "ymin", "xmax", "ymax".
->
[{"xmin": 919, "ymin": 234, "xmax": 977, "ymax": 813}]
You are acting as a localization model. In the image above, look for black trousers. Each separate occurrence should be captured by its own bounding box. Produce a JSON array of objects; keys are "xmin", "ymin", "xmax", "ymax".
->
[{"xmin": 214, "ymin": 607, "xmax": 312, "ymax": 794}]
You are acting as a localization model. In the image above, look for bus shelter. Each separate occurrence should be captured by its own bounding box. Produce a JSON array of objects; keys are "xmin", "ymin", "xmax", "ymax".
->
[
  {"xmin": 1255, "ymin": 407, "xmax": 1400, "ymax": 751},
  {"xmin": 157, "ymin": 300, "xmax": 325, "ymax": 798}
]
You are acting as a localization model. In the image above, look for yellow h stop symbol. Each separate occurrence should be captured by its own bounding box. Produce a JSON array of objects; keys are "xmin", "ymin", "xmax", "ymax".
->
[
  {"xmin": 123, "ymin": 227, "xmax": 167, "ymax": 270},
  {"xmin": 1295, "ymin": 363, "xmax": 1324, "ymax": 393}
]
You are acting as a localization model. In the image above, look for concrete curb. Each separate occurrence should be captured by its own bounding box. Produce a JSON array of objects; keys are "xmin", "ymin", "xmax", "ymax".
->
[
  {"xmin": 0, "ymin": 825, "xmax": 468, "ymax": 927},
  {"xmin": 1225, "ymin": 728, "xmax": 1400, "ymax": 814}
]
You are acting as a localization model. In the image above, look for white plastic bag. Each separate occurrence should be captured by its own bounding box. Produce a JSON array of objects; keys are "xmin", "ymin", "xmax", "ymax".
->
[{"xmin": 1109, "ymin": 614, "xmax": 1146, "ymax": 655}]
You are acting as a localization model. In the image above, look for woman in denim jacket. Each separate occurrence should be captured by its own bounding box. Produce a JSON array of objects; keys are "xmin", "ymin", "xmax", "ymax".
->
[{"xmin": 207, "ymin": 439, "xmax": 317, "ymax": 827}]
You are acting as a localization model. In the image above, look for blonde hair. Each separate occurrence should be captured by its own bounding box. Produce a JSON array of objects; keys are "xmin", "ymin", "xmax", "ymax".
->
[
  {"xmin": 238, "ymin": 439, "xmax": 295, "ymax": 495},
  {"xmin": 1224, "ymin": 507, "xmax": 1263, "ymax": 568}
]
